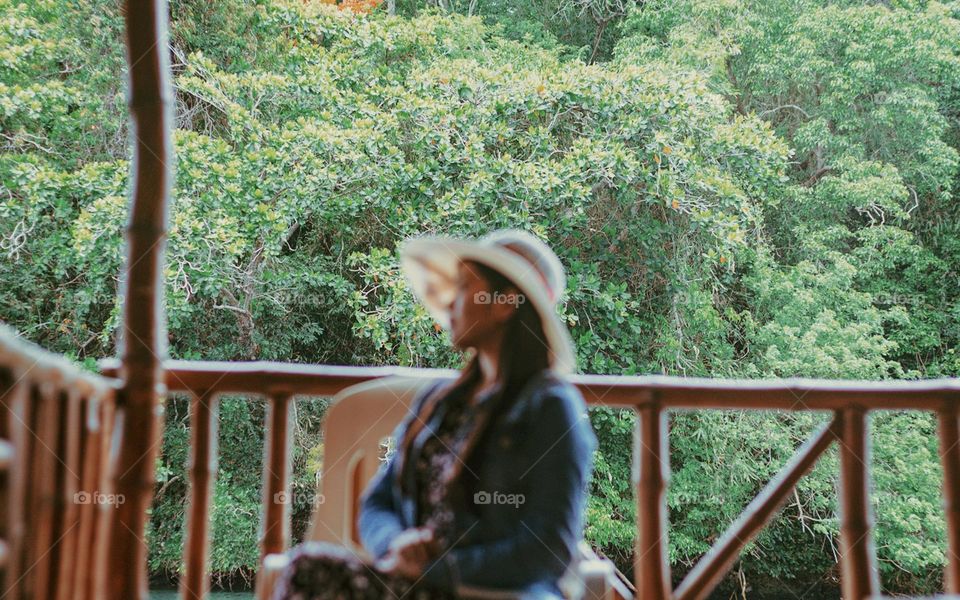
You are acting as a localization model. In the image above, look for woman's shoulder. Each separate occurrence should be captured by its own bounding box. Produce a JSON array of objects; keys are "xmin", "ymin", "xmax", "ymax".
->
[
  {"xmin": 524, "ymin": 369, "xmax": 587, "ymax": 413},
  {"xmin": 532, "ymin": 367, "xmax": 580, "ymax": 393},
  {"xmin": 520, "ymin": 369, "xmax": 597, "ymax": 452}
]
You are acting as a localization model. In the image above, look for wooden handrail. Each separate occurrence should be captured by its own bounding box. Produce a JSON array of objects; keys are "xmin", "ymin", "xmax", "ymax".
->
[
  {"xmin": 98, "ymin": 359, "xmax": 960, "ymax": 410},
  {"xmin": 94, "ymin": 358, "xmax": 960, "ymax": 599},
  {"xmin": 0, "ymin": 324, "xmax": 116, "ymax": 398},
  {"xmin": 95, "ymin": 358, "xmax": 960, "ymax": 600}
]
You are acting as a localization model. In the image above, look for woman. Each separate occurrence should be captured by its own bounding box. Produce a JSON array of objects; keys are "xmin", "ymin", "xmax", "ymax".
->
[{"xmin": 274, "ymin": 229, "xmax": 598, "ymax": 599}]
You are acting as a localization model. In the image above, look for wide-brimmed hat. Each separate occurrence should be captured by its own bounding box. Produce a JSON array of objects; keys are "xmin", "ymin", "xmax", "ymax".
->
[{"xmin": 398, "ymin": 228, "xmax": 576, "ymax": 374}]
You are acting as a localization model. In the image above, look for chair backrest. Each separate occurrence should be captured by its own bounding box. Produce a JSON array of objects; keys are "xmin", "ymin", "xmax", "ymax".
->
[{"xmin": 306, "ymin": 374, "xmax": 446, "ymax": 553}]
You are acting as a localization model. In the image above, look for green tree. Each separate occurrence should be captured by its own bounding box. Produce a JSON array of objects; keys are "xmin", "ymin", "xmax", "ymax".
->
[{"xmin": 3, "ymin": 0, "xmax": 959, "ymax": 594}]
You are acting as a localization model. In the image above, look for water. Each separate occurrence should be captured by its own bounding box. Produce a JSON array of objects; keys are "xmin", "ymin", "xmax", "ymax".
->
[{"xmin": 150, "ymin": 592, "xmax": 252, "ymax": 599}]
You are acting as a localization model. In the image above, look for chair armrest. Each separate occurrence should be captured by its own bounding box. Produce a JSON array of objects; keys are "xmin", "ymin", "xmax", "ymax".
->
[
  {"xmin": 254, "ymin": 553, "xmax": 291, "ymax": 600},
  {"xmin": 577, "ymin": 558, "xmax": 615, "ymax": 600},
  {"xmin": 567, "ymin": 542, "xmax": 634, "ymax": 600}
]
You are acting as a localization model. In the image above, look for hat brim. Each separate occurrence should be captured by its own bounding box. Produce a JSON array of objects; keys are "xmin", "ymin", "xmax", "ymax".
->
[{"xmin": 399, "ymin": 236, "xmax": 577, "ymax": 374}]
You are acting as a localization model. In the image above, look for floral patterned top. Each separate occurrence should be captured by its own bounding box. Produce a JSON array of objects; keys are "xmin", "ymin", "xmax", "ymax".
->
[{"xmin": 413, "ymin": 385, "xmax": 488, "ymax": 550}]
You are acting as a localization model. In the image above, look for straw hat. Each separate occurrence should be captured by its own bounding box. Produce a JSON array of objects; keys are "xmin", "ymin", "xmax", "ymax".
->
[{"xmin": 398, "ymin": 228, "xmax": 576, "ymax": 374}]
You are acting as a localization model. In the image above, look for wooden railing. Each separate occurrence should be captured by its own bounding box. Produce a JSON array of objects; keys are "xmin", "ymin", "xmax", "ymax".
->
[
  {"xmin": 0, "ymin": 325, "xmax": 119, "ymax": 600},
  {"xmin": 95, "ymin": 359, "xmax": 960, "ymax": 600},
  {"xmin": 1, "ymin": 330, "xmax": 958, "ymax": 599}
]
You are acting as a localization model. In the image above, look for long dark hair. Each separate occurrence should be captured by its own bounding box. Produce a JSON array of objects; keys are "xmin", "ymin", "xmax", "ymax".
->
[{"xmin": 397, "ymin": 259, "xmax": 551, "ymax": 509}]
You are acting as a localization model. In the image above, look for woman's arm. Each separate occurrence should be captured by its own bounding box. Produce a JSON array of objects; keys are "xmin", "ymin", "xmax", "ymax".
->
[
  {"xmin": 357, "ymin": 429, "xmax": 406, "ymax": 560},
  {"xmin": 419, "ymin": 385, "xmax": 598, "ymax": 589}
]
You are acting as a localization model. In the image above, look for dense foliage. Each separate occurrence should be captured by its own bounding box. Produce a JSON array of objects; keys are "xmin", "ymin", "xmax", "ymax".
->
[{"xmin": 2, "ymin": 0, "xmax": 958, "ymax": 595}]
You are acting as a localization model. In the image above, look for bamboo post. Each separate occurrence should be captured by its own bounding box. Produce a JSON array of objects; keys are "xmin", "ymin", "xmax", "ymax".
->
[
  {"xmin": 633, "ymin": 397, "xmax": 671, "ymax": 600},
  {"xmin": 255, "ymin": 393, "xmax": 294, "ymax": 600},
  {"xmin": 181, "ymin": 390, "xmax": 220, "ymax": 600},
  {"xmin": 28, "ymin": 383, "xmax": 61, "ymax": 600},
  {"xmin": 674, "ymin": 418, "xmax": 839, "ymax": 600},
  {"xmin": 72, "ymin": 396, "xmax": 104, "ymax": 600},
  {"xmin": 261, "ymin": 393, "xmax": 293, "ymax": 559},
  {"xmin": 109, "ymin": 0, "xmax": 173, "ymax": 597},
  {"xmin": 837, "ymin": 406, "xmax": 879, "ymax": 600},
  {"xmin": 0, "ymin": 369, "xmax": 10, "ymax": 588},
  {"xmin": 88, "ymin": 395, "xmax": 117, "ymax": 600},
  {"xmin": 55, "ymin": 389, "xmax": 84, "ymax": 600},
  {"xmin": 3, "ymin": 372, "xmax": 29, "ymax": 600},
  {"xmin": 939, "ymin": 403, "xmax": 960, "ymax": 594},
  {"xmin": 0, "ymin": 370, "xmax": 7, "ymax": 519}
]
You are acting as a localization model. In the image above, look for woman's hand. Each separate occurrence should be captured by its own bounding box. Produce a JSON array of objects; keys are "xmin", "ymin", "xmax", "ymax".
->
[{"xmin": 375, "ymin": 527, "xmax": 439, "ymax": 579}]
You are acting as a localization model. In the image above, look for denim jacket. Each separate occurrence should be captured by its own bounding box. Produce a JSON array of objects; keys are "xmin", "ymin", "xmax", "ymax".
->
[{"xmin": 357, "ymin": 368, "xmax": 598, "ymax": 597}]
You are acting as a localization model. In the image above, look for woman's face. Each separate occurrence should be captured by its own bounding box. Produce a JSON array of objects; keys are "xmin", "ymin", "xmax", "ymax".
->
[{"xmin": 448, "ymin": 260, "xmax": 518, "ymax": 350}]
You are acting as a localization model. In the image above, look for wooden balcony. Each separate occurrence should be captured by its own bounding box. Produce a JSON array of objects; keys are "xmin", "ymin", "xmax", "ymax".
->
[{"xmin": 3, "ymin": 326, "xmax": 960, "ymax": 599}]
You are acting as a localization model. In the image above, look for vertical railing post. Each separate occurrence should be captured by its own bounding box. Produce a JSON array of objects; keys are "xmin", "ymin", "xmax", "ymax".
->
[
  {"xmin": 3, "ymin": 372, "xmax": 29, "ymax": 600},
  {"xmin": 54, "ymin": 389, "xmax": 84, "ymax": 600},
  {"xmin": 939, "ymin": 402, "xmax": 960, "ymax": 594},
  {"xmin": 0, "ymin": 439, "xmax": 8, "ymax": 567},
  {"xmin": 254, "ymin": 392, "xmax": 294, "ymax": 600},
  {"xmin": 259, "ymin": 393, "xmax": 294, "ymax": 562},
  {"xmin": 28, "ymin": 383, "xmax": 60, "ymax": 600},
  {"xmin": 634, "ymin": 395, "xmax": 671, "ymax": 600},
  {"xmin": 837, "ymin": 406, "xmax": 879, "ymax": 600},
  {"xmin": 88, "ymin": 394, "xmax": 116, "ymax": 600},
  {"xmin": 72, "ymin": 394, "xmax": 108, "ymax": 600},
  {"xmin": 111, "ymin": 0, "xmax": 173, "ymax": 596},
  {"xmin": 181, "ymin": 390, "xmax": 220, "ymax": 600}
]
